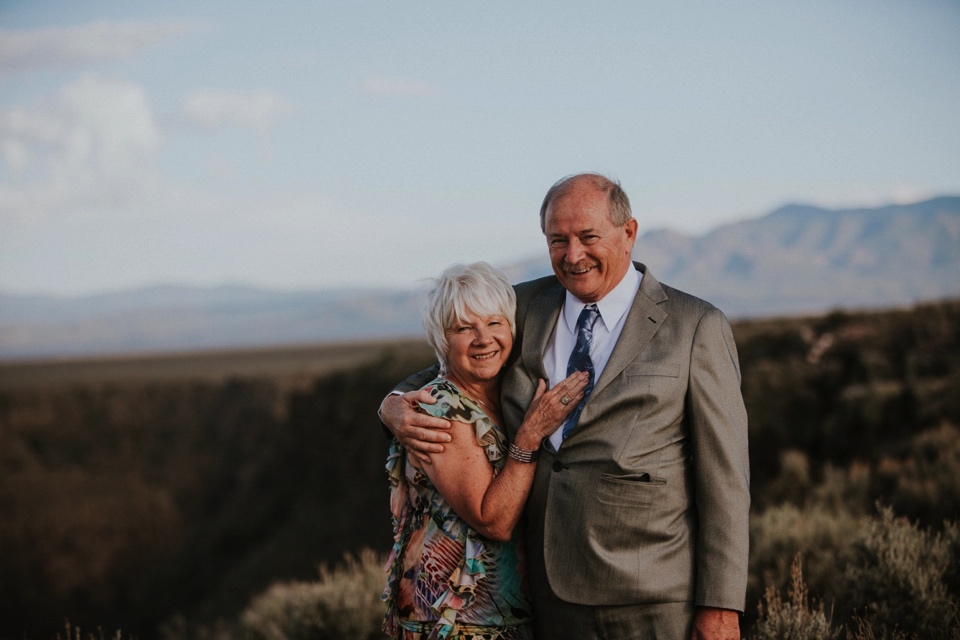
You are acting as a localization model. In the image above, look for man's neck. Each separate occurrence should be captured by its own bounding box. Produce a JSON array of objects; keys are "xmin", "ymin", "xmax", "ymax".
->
[{"xmin": 568, "ymin": 262, "xmax": 637, "ymax": 306}]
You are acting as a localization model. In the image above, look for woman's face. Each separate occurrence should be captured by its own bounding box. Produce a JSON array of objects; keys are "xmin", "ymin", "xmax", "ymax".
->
[{"xmin": 444, "ymin": 309, "xmax": 513, "ymax": 387}]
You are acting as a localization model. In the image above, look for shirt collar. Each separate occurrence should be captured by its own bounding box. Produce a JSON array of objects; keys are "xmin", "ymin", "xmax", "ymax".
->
[{"xmin": 562, "ymin": 265, "xmax": 642, "ymax": 334}]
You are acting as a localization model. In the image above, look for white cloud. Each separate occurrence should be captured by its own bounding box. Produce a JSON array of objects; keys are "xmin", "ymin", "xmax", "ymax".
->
[
  {"xmin": 179, "ymin": 90, "xmax": 298, "ymax": 133},
  {"xmin": 361, "ymin": 75, "xmax": 434, "ymax": 97},
  {"xmin": 0, "ymin": 75, "xmax": 162, "ymax": 222},
  {"xmin": 886, "ymin": 186, "xmax": 937, "ymax": 205},
  {"xmin": 0, "ymin": 20, "xmax": 197, "ymax": 73},
  {"xmin": 800, "ymin": 185, "xmax": 940, "ymax": 211}
]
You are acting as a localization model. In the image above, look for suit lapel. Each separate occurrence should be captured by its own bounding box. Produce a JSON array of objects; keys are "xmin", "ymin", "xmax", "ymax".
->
[
  {"xmin": 521, "ymin": 280, "xmax": 565, "ymax": 381},
  {"xmin": 517, "ymin": 264, "xmax": 668, "ymax": 406},
  {"xmin": 591, "ymin": 264, "xmax": 668, "ymax": 399}
]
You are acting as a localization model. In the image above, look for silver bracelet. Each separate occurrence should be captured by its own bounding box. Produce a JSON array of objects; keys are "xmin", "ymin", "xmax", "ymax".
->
[{"xmin": 508, "ymin": 442, "xmax": 540, "ymax": 463}]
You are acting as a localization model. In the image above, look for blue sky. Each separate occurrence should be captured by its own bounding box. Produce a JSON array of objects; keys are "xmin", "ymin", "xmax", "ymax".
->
[{"xmin": 1, "ymin": 0, "xmax": 958, "ymax": 296}]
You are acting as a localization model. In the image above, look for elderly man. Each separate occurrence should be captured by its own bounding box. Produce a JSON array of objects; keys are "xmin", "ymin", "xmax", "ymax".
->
[{"xmin": 380, "ymin": 173, "xmax": 749, "ymax": 640}]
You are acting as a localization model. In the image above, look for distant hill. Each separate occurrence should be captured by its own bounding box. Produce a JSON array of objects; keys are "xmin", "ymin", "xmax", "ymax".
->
[
  {"xmin": 0, "ymin": 286, "xmax": 425, "ymax": 360},
  {"xmin": 508, "ymin": 196, "xmax": 960, "ymax": 317},
  {"xmin": 2, "ymin": 196, "xmax": 958, "ymax": 359}
]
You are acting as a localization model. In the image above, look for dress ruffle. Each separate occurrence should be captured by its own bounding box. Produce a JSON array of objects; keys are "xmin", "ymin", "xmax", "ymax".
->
[
  {"xmin": 427, "ymin": 530, "xmax": 488, "ymax": 639},
  {"xmin": 418, "ymin": 379, "xmax": 505, "ymax": 470}
]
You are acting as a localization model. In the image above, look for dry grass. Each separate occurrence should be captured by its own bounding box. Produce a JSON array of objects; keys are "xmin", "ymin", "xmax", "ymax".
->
[{"xmin": 752, "ymin": 555, "xmax": 840, "ymax": 640}]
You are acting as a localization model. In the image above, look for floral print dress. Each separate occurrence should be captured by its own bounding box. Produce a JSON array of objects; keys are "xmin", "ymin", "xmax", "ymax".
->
[{"xmin": 382, "ymin": 378, "xmax": 533, "ymax": 640}]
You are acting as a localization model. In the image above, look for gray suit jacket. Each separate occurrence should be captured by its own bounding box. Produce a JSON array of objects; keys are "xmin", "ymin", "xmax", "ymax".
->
[
  {"xmin": 396, "ymin": 263, "xmax": 749, "ymax": 611},
  {"xmin": 502, "ymin": 263, "xmax": 749, "ymax": 611}
]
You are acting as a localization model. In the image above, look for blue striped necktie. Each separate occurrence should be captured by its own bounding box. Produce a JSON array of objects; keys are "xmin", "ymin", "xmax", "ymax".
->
[{"xmin": 562, "ymin": 303, "xmax": 599, "ymax": 440}]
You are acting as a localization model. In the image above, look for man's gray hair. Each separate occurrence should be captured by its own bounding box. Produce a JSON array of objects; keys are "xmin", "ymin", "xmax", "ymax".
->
[
  {"xmin": 539, "ymin": 173, "xmax": 632, "ymax": 232},
  {"xmin": 422, "ymin": 262, "xmax": 517, "ymax": 372}
]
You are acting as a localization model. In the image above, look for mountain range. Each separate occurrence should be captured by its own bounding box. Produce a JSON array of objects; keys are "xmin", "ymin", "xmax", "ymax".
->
[{"xmin": 2, "ymin": 196, "xmax": 958, "ymax": 360}]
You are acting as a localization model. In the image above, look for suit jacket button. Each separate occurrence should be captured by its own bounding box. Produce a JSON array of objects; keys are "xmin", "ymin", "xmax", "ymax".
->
[{"xmin": 552, "ymin": 460, "xmax": 564, "ymax": 472}]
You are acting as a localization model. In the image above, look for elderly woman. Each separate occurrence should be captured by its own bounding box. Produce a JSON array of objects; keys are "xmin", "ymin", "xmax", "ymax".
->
[{"xmin": 381, "ymin": 262, "xmax": 588, "ymax": 640}]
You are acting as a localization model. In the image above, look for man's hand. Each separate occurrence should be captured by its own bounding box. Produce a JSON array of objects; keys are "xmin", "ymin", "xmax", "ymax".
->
[
  {"xmin": 691, "ymin": 607, "xmax": 740, "ymax": 640},
  {"xmin": 379, "ymin": 390, "xmax": 451, "ymax": 465}
]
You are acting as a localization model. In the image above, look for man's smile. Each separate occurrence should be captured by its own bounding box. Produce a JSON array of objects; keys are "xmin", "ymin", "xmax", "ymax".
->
[{"xmin": 564, "ymin": 262, "xmax": 598, "ymax": 275}]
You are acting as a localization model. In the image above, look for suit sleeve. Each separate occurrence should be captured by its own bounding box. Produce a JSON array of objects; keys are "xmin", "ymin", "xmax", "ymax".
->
[
  {"xmin": 392, "ymin": 365, "xmax": 440, "ymax": 393},
  {"xmin": 687, "ymin": 308, "xmax": 750, "ymax": 611}
]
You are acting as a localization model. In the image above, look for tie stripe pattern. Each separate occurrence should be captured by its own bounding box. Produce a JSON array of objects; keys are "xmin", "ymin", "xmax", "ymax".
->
[{"xmin": 562, "ymin": 303, "xmax": 599, "ymax": 440}]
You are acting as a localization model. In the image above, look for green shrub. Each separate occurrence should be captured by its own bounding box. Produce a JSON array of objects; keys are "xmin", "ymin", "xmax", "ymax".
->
[
  {"xmin": 756, "ymin": 449, "xmax": 813, "ymax": 509},
  {"xmin": 808, "ymin": 462, "xmax": 873, "ymax": 517},
  {"xmin": 843, "ymin": 507, "xmax": 959, "ymax": 639},
  {"xmin": 749, "ymin": 504, "xmax": 860, "ymax": 612},
  {"xmin": 879, "ymin": 422, "xmax": 960, "ymax": 526},
  {"xmin": 239, "ymin": 549, "xmax": 386, "ymax": 640}
]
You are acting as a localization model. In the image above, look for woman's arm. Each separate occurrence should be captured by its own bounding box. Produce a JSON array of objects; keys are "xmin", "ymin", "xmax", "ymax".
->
[
  {"xmin": 380, "ymin": 389, "xmax": 451, "ymax": 456},
  {"xmin": 420, "ymin": 372, "xmax": 588, "ymax": 541}
]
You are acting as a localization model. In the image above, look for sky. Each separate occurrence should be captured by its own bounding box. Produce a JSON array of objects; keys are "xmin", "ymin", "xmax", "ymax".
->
[{"xmin": 1, "ymin": 0, "xmax": 958, "ymax": 297}]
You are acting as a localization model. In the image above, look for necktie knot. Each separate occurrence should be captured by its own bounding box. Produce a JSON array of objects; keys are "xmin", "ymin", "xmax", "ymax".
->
[{"xmin": 576, "ymin": 303, "xmax": 599, "ymax": 336}]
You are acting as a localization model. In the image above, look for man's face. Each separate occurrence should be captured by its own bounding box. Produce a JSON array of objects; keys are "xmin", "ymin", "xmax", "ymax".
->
[{"xmin": 544, "ymin": 183, "xmax": 638, "ymax": 303}]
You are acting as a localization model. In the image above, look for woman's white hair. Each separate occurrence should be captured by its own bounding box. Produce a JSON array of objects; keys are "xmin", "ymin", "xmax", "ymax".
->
[{"xmin": 422, "ymin": 262, "xmax": 517, "ymax": 372}]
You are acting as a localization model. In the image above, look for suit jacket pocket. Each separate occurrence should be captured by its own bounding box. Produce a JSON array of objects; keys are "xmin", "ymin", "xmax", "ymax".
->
[
  {"xmin": 596, "ymin": 472, "xmax": 666, "ymax": 506},
  {"xmin": 625, "ymin": 363, "xmax": 680, "ymax": 378},
  {"xmin": 590, "ymin": 473, "xmax": 663, "ymax": 554}
]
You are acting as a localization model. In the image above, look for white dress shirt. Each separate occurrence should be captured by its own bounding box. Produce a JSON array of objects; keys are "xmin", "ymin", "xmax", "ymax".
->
[{"xmin": 544, "ymin": 266, "xmax": 642, "ymax": 450}]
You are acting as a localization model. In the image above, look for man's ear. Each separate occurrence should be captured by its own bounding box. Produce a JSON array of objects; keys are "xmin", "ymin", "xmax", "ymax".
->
[{"xmin": 624, "ymin": 218, "xmax": 638, "ymax": 244}]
